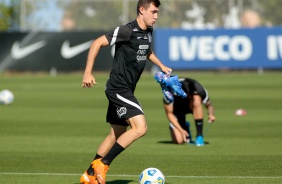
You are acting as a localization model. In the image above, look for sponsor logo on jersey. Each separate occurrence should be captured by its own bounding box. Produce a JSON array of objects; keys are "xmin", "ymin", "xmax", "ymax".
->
[
  {"xmin": 137, "ymin": 35, "xmax": 150, "ymax": 40},
  {"xmin": 137, "ymin": 45, "xmax": 149, "ymax": 62},
  {"xmin": 143, "ymin": 35, "xmax": 148, "ymax": 40},
  {"xmin": 139, "ymin": 45, "xmax": 149, "ymax": 49},
  {"xmin": 117, "ymin": 107, "xmax": 127, "ymax": 118}
]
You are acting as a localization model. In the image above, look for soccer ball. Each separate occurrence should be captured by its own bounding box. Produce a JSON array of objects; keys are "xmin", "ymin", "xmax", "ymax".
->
[
  {"xmin": 235, "ymin": 108, "xmax": 247, "ymax": 116},
  {"xmin": 0, "ymin": 89, "xmax": 14, "ymax": 105},
  {"xmin": 139, "ymin": 167, "xmax": 165, "ymax": 184}
]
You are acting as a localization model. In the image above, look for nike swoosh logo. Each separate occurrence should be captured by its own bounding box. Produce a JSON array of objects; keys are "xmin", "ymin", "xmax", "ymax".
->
[
  {"xmin": 11, "ymin": 41, "xmax": 46, "ymax": 60},
  {"xmin": 61, "ymin": 40, "xmax": 93, "ymax": 59}
]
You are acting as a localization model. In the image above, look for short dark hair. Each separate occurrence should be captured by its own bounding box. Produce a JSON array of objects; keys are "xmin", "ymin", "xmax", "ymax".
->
[{"xmin": 137, "ymin": 0, "xmax": 161, "ymax": 15}]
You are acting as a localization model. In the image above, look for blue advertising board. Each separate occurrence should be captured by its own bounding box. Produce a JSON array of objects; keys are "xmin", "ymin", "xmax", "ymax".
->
[{"xmin": 154, "ymin": 27, "xmax": 282, "ymax": 69}]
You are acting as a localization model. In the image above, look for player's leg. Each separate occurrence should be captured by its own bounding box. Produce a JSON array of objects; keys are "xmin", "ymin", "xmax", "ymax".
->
[
  {"xmin": 93, "ymin": 115, "xmax": 147, "ymax": 184},
  {"xmin": 190, "ymin": 95, "xmax": 205, "ymax": 146},
  {"xmin": 191, "ymin": 95, "xmax": 204, "ymax": 118},
  {"xmin": 169, "ymin": 114, "xmax": 190, "ymax": 144},
  {"xmin": 81, "ymin": 98, "xmax": 128, "ymax": 184},
  {"xmin": 191, "ymin": 95, "xmax": 204, "ymax": 136},
  {"xmin": 96, "ymin": 124, "xmax": 127, "ymax": 157},
  {"xmin": 80, "ymin": 152, "xmax": 102, "ymax": 184},
  {"xmin": 81, "ymin": 126, "xmax": 127, "ymax": 184},
  {"xmin": 169, "ymin": 122, "xmax": 185, "ymax": 144},
  {"xmin": 92, "ymin": 124, "xmax": 128, "ymax": 184},
  {"xmin": 117, "ymin": 114, "xmax": 147, "ymax": 147},
  {"xmin": 81, "ymin": 94, "xmax": 128, "ymax": 184},
  {"xmin": 100, "ymin": 115, "xmax": 147, "ymax": 165},
  {"xmin": 177, "ymin": 114, "xmax": 192, "ymax": 143},
  {"xmin": 93, "ymin": 91, "xmax": 146, "ymax": 184}
]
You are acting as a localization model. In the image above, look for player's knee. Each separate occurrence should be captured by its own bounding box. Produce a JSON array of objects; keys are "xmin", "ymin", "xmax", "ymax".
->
[
  {"xmin": 128, "ymin": 115, "xmax": 147, "ymax": 137},
  {"xmin": 136, "ymin": 124, "xmax": 147, "ymax": 137},
  {"xmin": 131, "ymin": 122, "xmax": 147, "ymax": 139}
]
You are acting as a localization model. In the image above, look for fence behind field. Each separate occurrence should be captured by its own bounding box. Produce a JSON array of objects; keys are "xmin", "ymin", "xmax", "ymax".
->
[
  {"xmin": 1, "ymin": 0, "xmax": 282, "ymax": 73},
  {"xmin": 8, "ymin": 0, "xmax": 282, "ymax": 32}
]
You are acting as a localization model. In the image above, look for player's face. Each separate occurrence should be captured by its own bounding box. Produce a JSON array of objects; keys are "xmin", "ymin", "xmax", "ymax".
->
[{"xmin": 142, "ymin": 3, "xmax": 159, "ymax": 27}]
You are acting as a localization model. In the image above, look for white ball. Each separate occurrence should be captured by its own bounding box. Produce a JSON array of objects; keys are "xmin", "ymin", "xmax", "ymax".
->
[
  {"xmin": 139, "ymin": 167, "xmax": 165, "ymax": 184},
  {"xmin": 0, "ymin": 89, "xmax": 14, "ymax": 105},
  {"xmin": 235, "ymin": 109, "xmax": 247, "ymax": 116}
]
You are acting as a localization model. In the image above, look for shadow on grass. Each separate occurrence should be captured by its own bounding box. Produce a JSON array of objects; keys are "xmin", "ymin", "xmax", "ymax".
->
[
  {"xmin": 157, "ymin": 140, "xmax": 174, "ymax": 144},
  {"xmin": 107, "ymin": 180, "xmax": 134, "ymax": 184},
  {"xmin": 75, "ymin": 180, "xmax": 134, "ymax": 184},
  {"xmin": 157, "ymin": 140, "xmax": 210, "ymax": 145}
]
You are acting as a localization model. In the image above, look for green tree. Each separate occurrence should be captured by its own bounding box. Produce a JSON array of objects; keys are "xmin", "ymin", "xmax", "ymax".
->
[
  {"xmin": 259, "ymin": 0, "xmax": 282, "ymax": 26},
  {"xmin": 63, "ymin": 0, "xmax": 125, "ymax": 31}
]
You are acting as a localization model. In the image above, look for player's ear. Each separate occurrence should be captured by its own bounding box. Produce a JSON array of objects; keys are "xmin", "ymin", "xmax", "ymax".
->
[{"xmin": 139, "ymin": 6, "xmax": 145, "ymax": 15}]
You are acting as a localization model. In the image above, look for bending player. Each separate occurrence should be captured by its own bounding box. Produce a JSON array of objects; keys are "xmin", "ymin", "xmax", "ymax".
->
[{"xmin": 155, "ymin": 72, "xmax": 216, "ymax": 146}]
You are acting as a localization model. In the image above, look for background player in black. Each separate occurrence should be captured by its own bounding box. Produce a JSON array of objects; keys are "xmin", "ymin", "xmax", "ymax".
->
[
  {"xmin": 80, "ymin": 1, "xmax": 171, "ymax": 184},
  {"xmin": 162, "ymin": 77, "xmax": 216, "ymax": 146}
]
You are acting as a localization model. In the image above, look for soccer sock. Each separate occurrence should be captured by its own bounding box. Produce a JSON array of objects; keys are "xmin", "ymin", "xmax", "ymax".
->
[
  {"xmin": 185, "ymin": 121, "xmax": 192, "ymax": 140},
  {"xmin": 87, "ymin": 154, "xmax": 102, "ymax": 175},
  {"xmin": 195, "ymin": 119, "xmax": 203, "ymax": 137},
  {"xmin": 101, "ymin": 142, "xmax": 125, "ymax": 166}
]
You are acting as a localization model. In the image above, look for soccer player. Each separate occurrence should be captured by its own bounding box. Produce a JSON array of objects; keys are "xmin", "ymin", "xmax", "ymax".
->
[
  {"xmin": 160, "ymin": 77, "xmax": 215, "ymax": 146},
  {"xmin": 80, "ymin": 1, "xmax": 171, "ymax": 184}
]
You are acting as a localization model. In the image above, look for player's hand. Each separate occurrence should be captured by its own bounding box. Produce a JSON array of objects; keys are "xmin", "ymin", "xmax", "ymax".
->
[
  {"xmin": 208, "ymin": 114, "xmax": 216, "ymax": 123},
  {"xmin": 180, "ymin": 129, "xmax": 189, "ymax": 143},
  {"xmin": 82, "ymin": 73, "xmax": 97, "ymax": 88},
  {"xmin": 161, "ymin": 66, "xmax": 172, "ymax": 76}
]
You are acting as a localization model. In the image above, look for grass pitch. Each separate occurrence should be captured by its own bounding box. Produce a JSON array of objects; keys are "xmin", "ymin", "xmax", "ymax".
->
[{"xmin": 0, "ymin": 71, "xmax": 281, "ymax": 184}]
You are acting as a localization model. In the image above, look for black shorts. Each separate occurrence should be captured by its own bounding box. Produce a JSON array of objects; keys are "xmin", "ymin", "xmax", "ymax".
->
[
  {"xmin": 105, "ymin": 90, "xmax": 144, "ymax": 126},
  {"xmin": 173, "ymin": 97, "xmax": 193, "ymax": 115}
]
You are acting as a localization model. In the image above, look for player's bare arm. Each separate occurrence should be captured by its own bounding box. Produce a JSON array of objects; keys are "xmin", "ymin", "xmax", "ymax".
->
[
  {"xmin": 82, "ymin": 35, "xmax": 109, "ymax": 88},
  {"xmin": 148, "ymin": 51, "xmax": 172, "ymax": 75},
  {"xmin": 164, "ymin": 103, "xmax": 189, "ymax": 140},
  {"xmin": 205, "ymin": 100, "xmax": 215, "ymax": 123}
]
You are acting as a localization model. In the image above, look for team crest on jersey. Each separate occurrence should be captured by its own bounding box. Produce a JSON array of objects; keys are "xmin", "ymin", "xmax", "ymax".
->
[{"xmin": 117, "ymin": 107, "xmax": 127, "ymax": 118}]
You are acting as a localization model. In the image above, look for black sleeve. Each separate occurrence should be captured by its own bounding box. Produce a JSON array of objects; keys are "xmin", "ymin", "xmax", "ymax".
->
[
  {"xmin": 105, "ymin": 25, "xmax": 132, "ymax": 45},
  {"xmin": 163, "ymin": 96, "xmax": 173, "ymax": 104},
  {"xmin": 194, "ymin": 81, "xmax": 209, "ymax": 104}
]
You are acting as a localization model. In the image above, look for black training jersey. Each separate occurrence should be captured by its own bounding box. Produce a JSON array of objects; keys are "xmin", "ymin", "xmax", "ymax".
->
[
  {"xmin": 105, "ymin": 20, "xmax": 153, "ymax": 93},
  {"xmin": 164, "ymin": 78, "xmax": 210, "ymax": 114}
]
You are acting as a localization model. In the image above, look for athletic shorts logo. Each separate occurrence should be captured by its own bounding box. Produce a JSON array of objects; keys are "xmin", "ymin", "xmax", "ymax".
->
[{"xmin": 117, "ymin": 107, "xmax": 127, "ymax": 118}]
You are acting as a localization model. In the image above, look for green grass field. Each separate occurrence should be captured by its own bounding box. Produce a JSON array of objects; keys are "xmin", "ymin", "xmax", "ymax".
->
[{"xmin": 0, "ymin": 71, "xmax": 281, "ymax": 184}]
